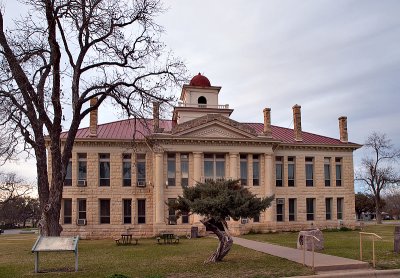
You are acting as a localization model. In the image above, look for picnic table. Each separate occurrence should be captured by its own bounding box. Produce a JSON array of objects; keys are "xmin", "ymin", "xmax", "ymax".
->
[
  {"xmin": 115, "ymin": 233, "xmax": 139, "ymax": 245},
  {"xmin": 158, "ymin": 232, "xmax": 179, "ymax": 244}
]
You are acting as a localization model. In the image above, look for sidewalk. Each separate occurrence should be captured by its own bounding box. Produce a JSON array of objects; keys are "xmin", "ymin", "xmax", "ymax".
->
[
  {"xmin": 233, "ymin": 237, "xmax": 400, "ymax": 277},
  {"xmin": 233, "ymin": 237, "xmax": 369, "ymax": 271}
]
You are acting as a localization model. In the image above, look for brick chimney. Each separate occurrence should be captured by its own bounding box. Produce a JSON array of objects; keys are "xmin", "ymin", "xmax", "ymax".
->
[
  {"xmin": 89, "ymin": 97, "xmax": 98, "ymax": 137},
  {"xmin": 263, "ymin": 108, "xmax": 272, "ymax": 137},
  {"xmin": 153, "ymin": 102, "xmax": 160, "ymax": 133},
  {"xmin": 292, "ymin": 104, "xmax": 302, "ymax": 141},
  {"xmin": 339, "ymin": 116, "xmax": 348, "ymax": 143}
]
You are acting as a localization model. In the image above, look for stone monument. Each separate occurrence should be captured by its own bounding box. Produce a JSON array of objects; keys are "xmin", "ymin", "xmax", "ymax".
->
[{"xmin": 297, "ymin": 229, "xmax": 324, "ymax": 251}]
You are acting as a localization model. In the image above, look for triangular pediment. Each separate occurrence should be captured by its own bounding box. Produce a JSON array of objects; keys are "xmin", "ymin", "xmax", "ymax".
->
[{"xmin": 171, "ymin": 114, "xmax": 258, "ymax": 139}]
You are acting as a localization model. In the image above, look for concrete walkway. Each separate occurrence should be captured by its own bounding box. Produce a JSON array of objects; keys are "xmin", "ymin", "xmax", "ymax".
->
[{"xmin": 233, "ymin": 237, "xmax": 369, "ymax": 271}]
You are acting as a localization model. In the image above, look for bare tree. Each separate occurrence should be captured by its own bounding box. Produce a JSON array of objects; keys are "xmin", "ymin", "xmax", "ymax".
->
[
  {"xmin": 383, "ymin": 188, "xmax": 400, "ymax": 220},
  {"xmin": 0, "ymin": 171, "xmax": 32, "ymax": 204},
  {"xmin": 356, "ymin": 132, "xmax": 400, "ymax": 224},
  {"xmin": 0, "ymin": 0, "xmax": 186, "ymax": 236}
]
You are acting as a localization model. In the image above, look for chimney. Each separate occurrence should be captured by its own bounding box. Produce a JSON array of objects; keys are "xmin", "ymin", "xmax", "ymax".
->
[
  {"xmin": 89, "ymin": 97, "xmax": 98, "ymax": 137},
  {"xmin": 292, "ymin": 104, "xmax": 302, "ymax": 141},
  {"xmin": 263, "ymin": 108, "xmax": 272, "ymax": 137},
  {"xmin": 339, "ymin": 116, "xmax": 348, "ymax": 143},
  {"xmin": 153, "ymin": 102, "xmax": 160, "ymax": 133}
]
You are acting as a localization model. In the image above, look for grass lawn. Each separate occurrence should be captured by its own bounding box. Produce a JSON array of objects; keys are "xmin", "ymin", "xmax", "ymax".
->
[
  {"xmin": 243, "ymin": 223, "xmax": 400, "ymax": 270},
  {"xmin": 0, "ymin": 234, "xmax": 313, "ymax": 278}
]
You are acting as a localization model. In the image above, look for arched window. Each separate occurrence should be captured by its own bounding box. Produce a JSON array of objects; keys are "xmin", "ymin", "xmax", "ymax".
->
[{"xmin": 198, "ymin": 96, "xmax": 207, "ymax": 105}]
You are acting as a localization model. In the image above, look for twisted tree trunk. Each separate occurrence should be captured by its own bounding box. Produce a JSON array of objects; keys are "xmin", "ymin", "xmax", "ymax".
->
[{"xmin": 201, "ymin": 218, "xmax": 233, "ymax": 263}]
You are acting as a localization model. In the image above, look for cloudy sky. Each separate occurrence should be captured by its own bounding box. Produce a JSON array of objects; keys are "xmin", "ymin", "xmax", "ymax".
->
[{"xmin": 2, "ymin": 0, "xmax": 400, "ymax": 186}]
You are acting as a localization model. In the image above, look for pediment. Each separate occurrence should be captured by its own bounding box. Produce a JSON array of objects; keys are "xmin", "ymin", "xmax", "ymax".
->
[{"xmin": 171, "ymin": 114, "xmax": 258, "ymax": 139}]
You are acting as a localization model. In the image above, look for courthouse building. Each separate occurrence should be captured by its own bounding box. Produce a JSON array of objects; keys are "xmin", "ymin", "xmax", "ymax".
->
[{"xmin": 56, "ymin": 73, "xmax": 361, "ymax": 238}]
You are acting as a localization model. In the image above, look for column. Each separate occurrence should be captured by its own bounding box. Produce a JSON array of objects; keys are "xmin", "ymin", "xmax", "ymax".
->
[
  {"xmin": 229, "ymin": 153, "xmax": 238, "ymax": 179},
  {"xmin": 193, "ymin": 152, "xmax": 202, "ymax": 185},
  {"xmin": 154, "ymin": 152, "xmax": 164, "ymax": 224},
  {"xmin": 264, "ymin": 153, "xmax": 275, "ymax": 222},
  {"xmin": 192, "ymin": 152, "xmax": 202, "ymax": 223}
]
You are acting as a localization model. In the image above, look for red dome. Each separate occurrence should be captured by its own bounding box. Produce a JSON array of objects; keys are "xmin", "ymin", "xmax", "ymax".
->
[{"xmin": 189, "ymin": 73, "xmax": 211, "ymax": 87}]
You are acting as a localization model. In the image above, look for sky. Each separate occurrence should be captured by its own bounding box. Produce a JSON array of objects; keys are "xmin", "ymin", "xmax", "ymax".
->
[{"xmin": 1, "ymin": 0, "xmax": 400, "ymax": 189}]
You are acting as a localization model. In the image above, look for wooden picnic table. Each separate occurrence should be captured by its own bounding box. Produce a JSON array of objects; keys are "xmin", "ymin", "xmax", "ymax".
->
[
  {"xmin": 121, "ymin": 233, "xmax": 133, "ymax": 245},
  {"xmin": 161, "ymin": 232, "xmax": 174, "ymax": 244},
  {"xmin": 158, "ymin": 232, "xmax": 179, "ymax": 244}
]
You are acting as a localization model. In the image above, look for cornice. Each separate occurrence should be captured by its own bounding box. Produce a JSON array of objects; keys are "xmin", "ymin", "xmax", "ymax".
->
[{"xmin": 276, "ymin": 143, "xmax": 361, "ymax": 152}]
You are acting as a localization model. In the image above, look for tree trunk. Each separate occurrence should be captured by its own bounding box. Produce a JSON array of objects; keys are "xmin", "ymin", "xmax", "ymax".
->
[
  {"xmin": 376, "ymin": 206, "xmax": 382, "ymax": 224},
  {"xmin": 375, "ymin": 197, "xmax": 382, "ymax": 224},
  {"xmin": 201, "ymin": 219, "xmax": 233, "ymax": 263},
  {"xmin": 36, "ymin": 138, "xmax": 65, "ymax": 236}
]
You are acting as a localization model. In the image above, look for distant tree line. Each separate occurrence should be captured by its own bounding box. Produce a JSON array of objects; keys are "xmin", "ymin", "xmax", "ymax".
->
[
  {"xmin": 355, "ymin": 190, "xmax": 400, "ymax": 220},
  {"xmin": 0, "ymin": 171, "xmax": 40, "ymax": 229}
]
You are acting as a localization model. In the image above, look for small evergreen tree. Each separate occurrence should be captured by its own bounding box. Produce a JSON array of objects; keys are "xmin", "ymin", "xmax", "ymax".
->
[{"xmin": 168, "ymin": 179, "xmax": 273, "ymax": 263}]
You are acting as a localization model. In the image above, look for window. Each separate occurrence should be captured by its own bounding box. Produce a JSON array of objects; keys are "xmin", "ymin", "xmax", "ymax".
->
[
  {"xmin": 325, "ymin": 198, "xmax": 332, "ymax": 220},
  {"xmin": 99, "ymin": 153, "xmax": 110, "ymax": 186},
  {"xmin": 63, "ymin": 199, "xmax": 72, "ymax": 224},
  {"xmin": 123, "ymin": 199, "xmax": 132, "ymax": 224},
  {"xmin": 137, "ymin": 154, "xmax": 146, "ymax": 186},
  {"xmin": 77, "ymin": 153, "xmax": 87, "ymax": 185},
  {"xmin": 99, "ymin": 199, "xmax": 110, "ymax": 224},
  {"xmin": 324, "ymin": 158, "xmax": 331, "ymax": 186},
  {"xmin": 167, "ymin": 154, "xmax": 176, "ymax": 186},
  {"xmin": 336, "ymin": 158, "xmax": 342, "ymax": 186},
  {"xmin": 288, "ymin": 157, "xmax": 295, "ymax": 187},
  {"xmin": 122, "ymin": 154, "xmax": 131, "ymax": 187},
  {"xmin": 198, "ymin": 96, "xmax": 207, "ymax": 106},
  {"xmin": 168, "ymin": 198, "xmax": 177, "ymax": 225},
  {"xmin": 181, "ymin": 154, "xmax": 189, "ymax": 188},
  {"xmin": 337, "ymin": 198, "xmax": 344, "ymax": 220},
  {"xmin": 137, "ymin": 199, "xmax": 146, "ymax": 224},
  {"xmin": 64, "ymin": 159, "xmax": 72, "ymax": 186},
  {"xmin": 77, "ymin": 199, "xmax": 87, "ymax": 220},
  {"xmin": 182, "ymin": 211, "xmax": 189, "ymax": 224},
  {"xmin": 305, "ymin": 157, "xmax": 314, "ymax": 187},
  {"xmin": 253, "ymin": 155, "xmax": 260, "ymax": 186},
  {"xmin": 240, "ymin": 154, "xmax": 248, "ymax": 186},
  {"xmin": 306, "ymin": 198, "xmax": 315, "ymax": 221},
  {"xmin": 289, "ymin": 198, "xmax": 296, "ymax": 221},
  {"xmin": 275, "ymin": 156, "xmax": 283, "ymax": 187},
  {"xmin": 204, "ymin": 154, "xmax": 225, "ymax": 181},
  {"xmin": 253, "ymin": 214, "xmax": 260, "ymax": 223},
  {"xmin": 253, "ymin": 198, "xmax": 261, "ymax": 222},
  {"xmin": 276, "ymin": 199, "xmax": 285, "ymax": 222}
]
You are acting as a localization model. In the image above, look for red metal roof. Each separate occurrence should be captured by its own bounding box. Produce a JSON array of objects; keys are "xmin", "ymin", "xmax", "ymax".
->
[
  {"xmin": 244, "ymin": 123, "xmax": 346, "ymax": 145},
  {"xmin": 61, "ymin": 119, "xmax": 173, "ymax": 140},
  {"xmin": 64, "ymin": 118, "xmax": 351, "ymax": 145},
  {"xmin": 189, "ymin": 73, "xmax": 211, "ymax": 87}
]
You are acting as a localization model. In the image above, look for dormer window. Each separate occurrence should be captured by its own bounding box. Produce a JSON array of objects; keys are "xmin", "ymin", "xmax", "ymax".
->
[{"xmin": 198, "ymin": 96, "xmax": 207, "ymax": 107}]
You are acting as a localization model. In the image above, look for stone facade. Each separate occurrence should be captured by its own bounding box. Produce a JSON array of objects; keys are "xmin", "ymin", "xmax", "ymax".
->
[{"xmin": 55, "ymin": 74, "xmax": 360, "ymax": 239}]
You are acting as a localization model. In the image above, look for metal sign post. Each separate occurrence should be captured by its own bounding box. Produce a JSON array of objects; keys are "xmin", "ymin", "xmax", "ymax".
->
[{"xmin": 31, "ymin": 236, "xmax": 79, "ymax": 273}]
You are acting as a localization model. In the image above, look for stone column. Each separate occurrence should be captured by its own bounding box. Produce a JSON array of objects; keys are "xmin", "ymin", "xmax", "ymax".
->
[
  {"xmin": 192, "ymin": 152, "xmax": 202, "ymax": 223},
  {"xmin": 229, "ymin": 153, "xmax": 238, "ymax": 179},
  {"xmin": 154, "ymin": 152, "xmax": 164, "ymax": 224},
  {"xmin": 264, "ymin": 153, "xmax": 275, "ymax": 222},
  {"xmin": 193, "ymin": 152, "xmax": 202, "ymax": 185}
]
